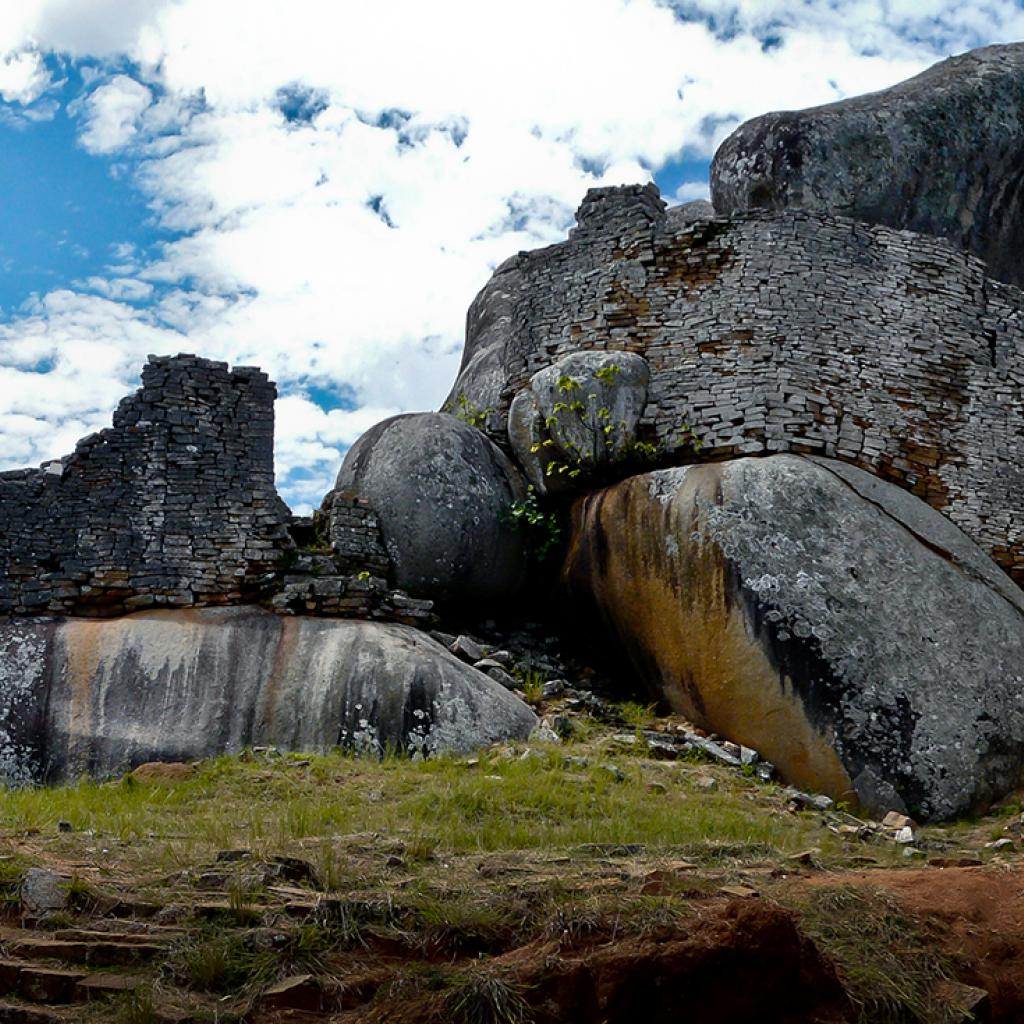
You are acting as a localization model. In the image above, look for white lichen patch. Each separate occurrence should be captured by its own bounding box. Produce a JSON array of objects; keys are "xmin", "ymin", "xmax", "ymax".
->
[{"xmin": 0, "ymin": 627, "xmax": 46, "ymax": 784}]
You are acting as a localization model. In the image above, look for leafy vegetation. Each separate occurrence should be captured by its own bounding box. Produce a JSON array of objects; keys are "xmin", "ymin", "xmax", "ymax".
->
[
  {"xmin": 507, "ymin": 486, "xmax": 563, "ymax": 562},
  {"xmin": 444, "ymin": 393, "xmax": 494, "ymax": 430}
]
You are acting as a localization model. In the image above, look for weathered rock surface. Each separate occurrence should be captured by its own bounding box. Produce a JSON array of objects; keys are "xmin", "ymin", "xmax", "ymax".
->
[
  {"xmin": 711, "ymin": 43, "xmax": 1024, "ymax": 288},
  {"xmin": 562, "ymin": 454, "xmax": 1024, "ymax": 821},
  {"xmin": 443, "ymin": 255, "xmax": 525, "ymax": 429},
  {"xmin": 665, "ymin": 199, "xmax": 715, "ymax": 229},
  {"xmin": 508, "ymin": 351, "xmax": 650, "ymax": 493},
  {"xmin": 444, "ymin": 183, "xmax": 1024, "ymax": 583},
  {"xmin": 0, "ymin": 607, "xmax": 536, "ymax": 783},
  {"xmin": 334, "ymin": 413, "xmax": 528, "ymax": 609}
]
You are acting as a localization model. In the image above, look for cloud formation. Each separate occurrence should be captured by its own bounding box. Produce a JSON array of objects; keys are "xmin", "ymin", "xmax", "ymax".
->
[{"xmin": 0, "ymin": 1, "xmax": 1018, "ymax": 509}]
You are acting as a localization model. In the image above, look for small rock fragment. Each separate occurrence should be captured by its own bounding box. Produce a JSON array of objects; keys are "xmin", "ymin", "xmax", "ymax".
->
[
  {"xmin": 787, "ymin": 849, "xmax": 819, "ymax": 866},
  {"xmin": 21, "ymin": 869, "xmax": 70, "ymax": 917},
  {"xmin": 530, "ymin": 723, "xmax": 560, "ymax": 744},
  {"xmin": 261, "ymin": 974, "xmax": 325, "ymax": 1012},
  {"xmin": 985, "ymin": 837, "xmax": 1014, "ymax": 850},
  {"xmin": 484, "ymin": 665, "xmax": 520, "ymax": 690},
  {"xmin": 784, "ymin": 788, "xmax": 835, "ymax": 812},
  {"xmin": 719, "ymin": 884, "xmax": 759, "ymax": 899},
  {"xmin": 882, "ymin": 811, "xmax": 916, "ymax": 831},
  {"xmin": 542, "ymin": 679, "xmax": 567, "ymax": 698}
]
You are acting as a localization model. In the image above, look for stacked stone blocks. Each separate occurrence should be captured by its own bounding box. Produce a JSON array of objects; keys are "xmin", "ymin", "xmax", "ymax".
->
[
  {"xmin": 467, "ymin": 186, "xmax": 1024, "ymax": 582},
  {"xmin": 0, "ymin": 354, "xmax": 294, "ymax": 617}
]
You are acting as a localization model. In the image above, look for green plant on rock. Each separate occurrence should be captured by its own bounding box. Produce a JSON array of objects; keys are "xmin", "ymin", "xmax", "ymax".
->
[
  {"xmin": 594, "ymin": 363, "xmax": 623, "ymax": 384},
  {"xmin": 508, "ymin": 486, "xmax": 563, "ymax": 562},
  {"xmin": 310, "ymin": 508, "xmax": 331, "ymax": 551},
  {"xmin": 444, "ymin": 393, "xmax": 494, "ymax": 430},
  {"xmin": 516, "ymin": 668, "xmax": 545, "ymax": 705},
  {"xmin": 677, "ymin": 421, "xmax": 704, "ymax": 454},
  {"xmin": 617, "ymin": 438, "xmax": 660, "ymax": 464}
]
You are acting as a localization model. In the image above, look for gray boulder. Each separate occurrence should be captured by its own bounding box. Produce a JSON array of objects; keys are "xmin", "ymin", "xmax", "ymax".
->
[
  {"xmin": 0, "ymin": 607, "xmax": 537, "ymax": 783},
  {"xmin": 441, "ymin": 255, "xmax": 525, "ymax": 432},
  {"xmin": 334, "ymin": 413, "xmax": 528, "ymax": 610},
  {"xmin": 563, "ymin": 454, "xmax": 1024, "ymax": 821},
  {"xmin": 665, "ymin": 199, "xmax": 715, "ymax": 230},
  {"xmin": 21, "ymin": 868, "xmax": 70, "ymax": 917},
  {"xmin": 711, "ymin": 43, "xmax": 1024, "ymax": 287},
  {"xmin": 508, "ymin": 351, "xmax": 650, "ymax": 493}
]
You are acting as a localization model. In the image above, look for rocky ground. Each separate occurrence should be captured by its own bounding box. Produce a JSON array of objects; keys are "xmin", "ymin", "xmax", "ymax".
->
[{"xmin": 0, "ymin": 627, "xmax": 1022, "ymax": 1024}]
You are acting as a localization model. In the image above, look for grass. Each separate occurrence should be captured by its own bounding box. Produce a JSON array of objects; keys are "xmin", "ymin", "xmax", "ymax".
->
[
  {"xmin": 0, "ymin": 718, "xmax": 1013, "ymax": 1022},
  {"xmin": 790, "ymin": 886, "xmax": 960, "ymax": 1024},
  {"xmin": 443, "ymin": 971, "xmax": 532, "ymax": 1024},
  {"xmin": 0, "ymin": 745, "xmax": 832, "ymax": 870},
  {"xmin": 618, "ymin": 701, "xmax": 658, "ymax": 730}
]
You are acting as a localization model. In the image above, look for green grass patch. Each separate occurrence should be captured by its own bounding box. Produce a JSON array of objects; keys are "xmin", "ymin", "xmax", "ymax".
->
[
  {"xmin": 0, "ymin": 746, "xmax": 831, "ymax": 867},
  {"xmin": 791, "ymin": 886, "xmax": 960, "ymax": 1024}
]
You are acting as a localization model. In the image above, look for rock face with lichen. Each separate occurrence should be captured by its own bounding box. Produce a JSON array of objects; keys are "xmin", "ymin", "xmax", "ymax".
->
[
  {"xmin": 444, "ymin": 184, "xmax": 1024, "ymax": 585},
  {"xmin": 4, "ymin": 43, "xmax": 1024, "ymax": 819},
  {"xmin": 333, "ymin": 412, "xmax": 529, "ymax": 611},
  {"xmin": 508, "ymin": 351, "xmax": 650, "ymax": 494},
  {"xmin": 711, "ymin": 43, "xmax": 1024, "ymax": 289},
  {"xmin": 0, "ymin": 608, "xmax": 536, "ymax": 784},
  {"xmin": 562, "ymin": 455, "xmax": 1024, "ymax": 821}
]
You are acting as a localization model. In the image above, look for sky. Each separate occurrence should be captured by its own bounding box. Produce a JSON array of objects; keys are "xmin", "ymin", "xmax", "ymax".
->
[{"xmin": 0, "ymin": 2, "xmax": 1022, "ymax": 512}]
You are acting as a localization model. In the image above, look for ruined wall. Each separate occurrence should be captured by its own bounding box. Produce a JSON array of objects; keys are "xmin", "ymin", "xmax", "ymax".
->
[
  {"xmin": 450, "ymin": 185, "xmax": 1024, "ymax": 582},
  {"xmin": 328, "ymin": 493, "xmax": 391, "ymax": 579},
  {"xmin": 0, "ymin": 354, "xmax": 295, "ymax": 616}
]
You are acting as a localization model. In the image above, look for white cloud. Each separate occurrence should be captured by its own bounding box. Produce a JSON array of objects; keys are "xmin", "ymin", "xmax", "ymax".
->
[
  {"xmin": 79, "ymin": 74, "xmax": 152, "ymax": 152},
  {"xmin": 0, "ymin": 1, "xmax": 1019, "ymax": 509},
  {"xmin": 674, "ymin": 181, "xmax": 712, "ymax": 203},
  {"xmin": 0, "ymin": 48, "xmax": 50, "ymax": 104}
]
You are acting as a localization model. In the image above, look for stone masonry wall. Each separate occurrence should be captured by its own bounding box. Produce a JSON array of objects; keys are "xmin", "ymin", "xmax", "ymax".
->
[
  {"xmin": 328, "ymin": 492, "xmax": 391, "ymax": 578},
  {"xmin": 0, "ymin": 354, "xmax": 294, "ymax": 616},
  {"xmin": 450, "ymin": 185, "xmax": 1024, "ymax": 583}
]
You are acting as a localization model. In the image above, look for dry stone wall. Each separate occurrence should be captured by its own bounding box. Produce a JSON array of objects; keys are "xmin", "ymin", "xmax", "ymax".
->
[
  {"xmin": 450, "ymin": 185, "xmax": 1024, "ymax": 583},
  {"xmin": 327, "ymin": 493, "xmax": 392, "ymax": 578},
  {"xmin": 0, "ymin": 354, "xmax": 295, "ymax": 616}
]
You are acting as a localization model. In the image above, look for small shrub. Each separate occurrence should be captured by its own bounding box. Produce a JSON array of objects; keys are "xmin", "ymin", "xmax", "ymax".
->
[
  {"xmin": 442, "ymin": 971, "xmax": 532, "ymax": 1024},
  {"xmin": 0, "ymin": 858, "xmax": 27, "ymax": 906},
  {"xmin": 517, "ymin": 669, "xmax": 545, "ymax": 705},
  {"xmin": 444, "ymin": 394, "xmax": 494, "ymax": 430},
  {"xmin": 619, "ymin": 701, "xmax": 657, "ymax": 730},
  {"xmin": 171, "ymin": 934, "xmax": 254, "ymax": 994},
  {"xmin": 65, "ymin": 875, "xmax": 98, "ymax": 912},
  {"xmin": 114, "ymin": 986, "xmax": 161, "ymax": 1024},
  {"xmin": 507, "ymin": 487, "xmax": 562, "ymax": 562}
]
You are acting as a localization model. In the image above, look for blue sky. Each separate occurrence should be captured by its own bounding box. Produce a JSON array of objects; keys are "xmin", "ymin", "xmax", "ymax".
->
[
  {"xmin": 0, "ymin": 1, "xmax": 1020, "ymax": 511},
  {"xmin": 0, "ymin": 62, "xmax": 160, "ymax": 311}
]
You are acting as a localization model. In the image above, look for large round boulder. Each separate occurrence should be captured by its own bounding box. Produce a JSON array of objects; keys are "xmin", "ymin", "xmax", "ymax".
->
[
  {"xmin": 0, "ymin": 607, "xmax": 537, "ymax": 783},
  {"xmin": 711, "ymin": 43, "xmax": 1024, "ymax": 288},
  {"xmin": 334, "ymin": 413, "xmax": 528, "ymax": 610},
  {"xmin": 508, "ymin": 350, "xmax": 650, "ymax": 494},
  {"xmin": 563, "ymin": 454, "xmax": 1024, "ymax": 821}
]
